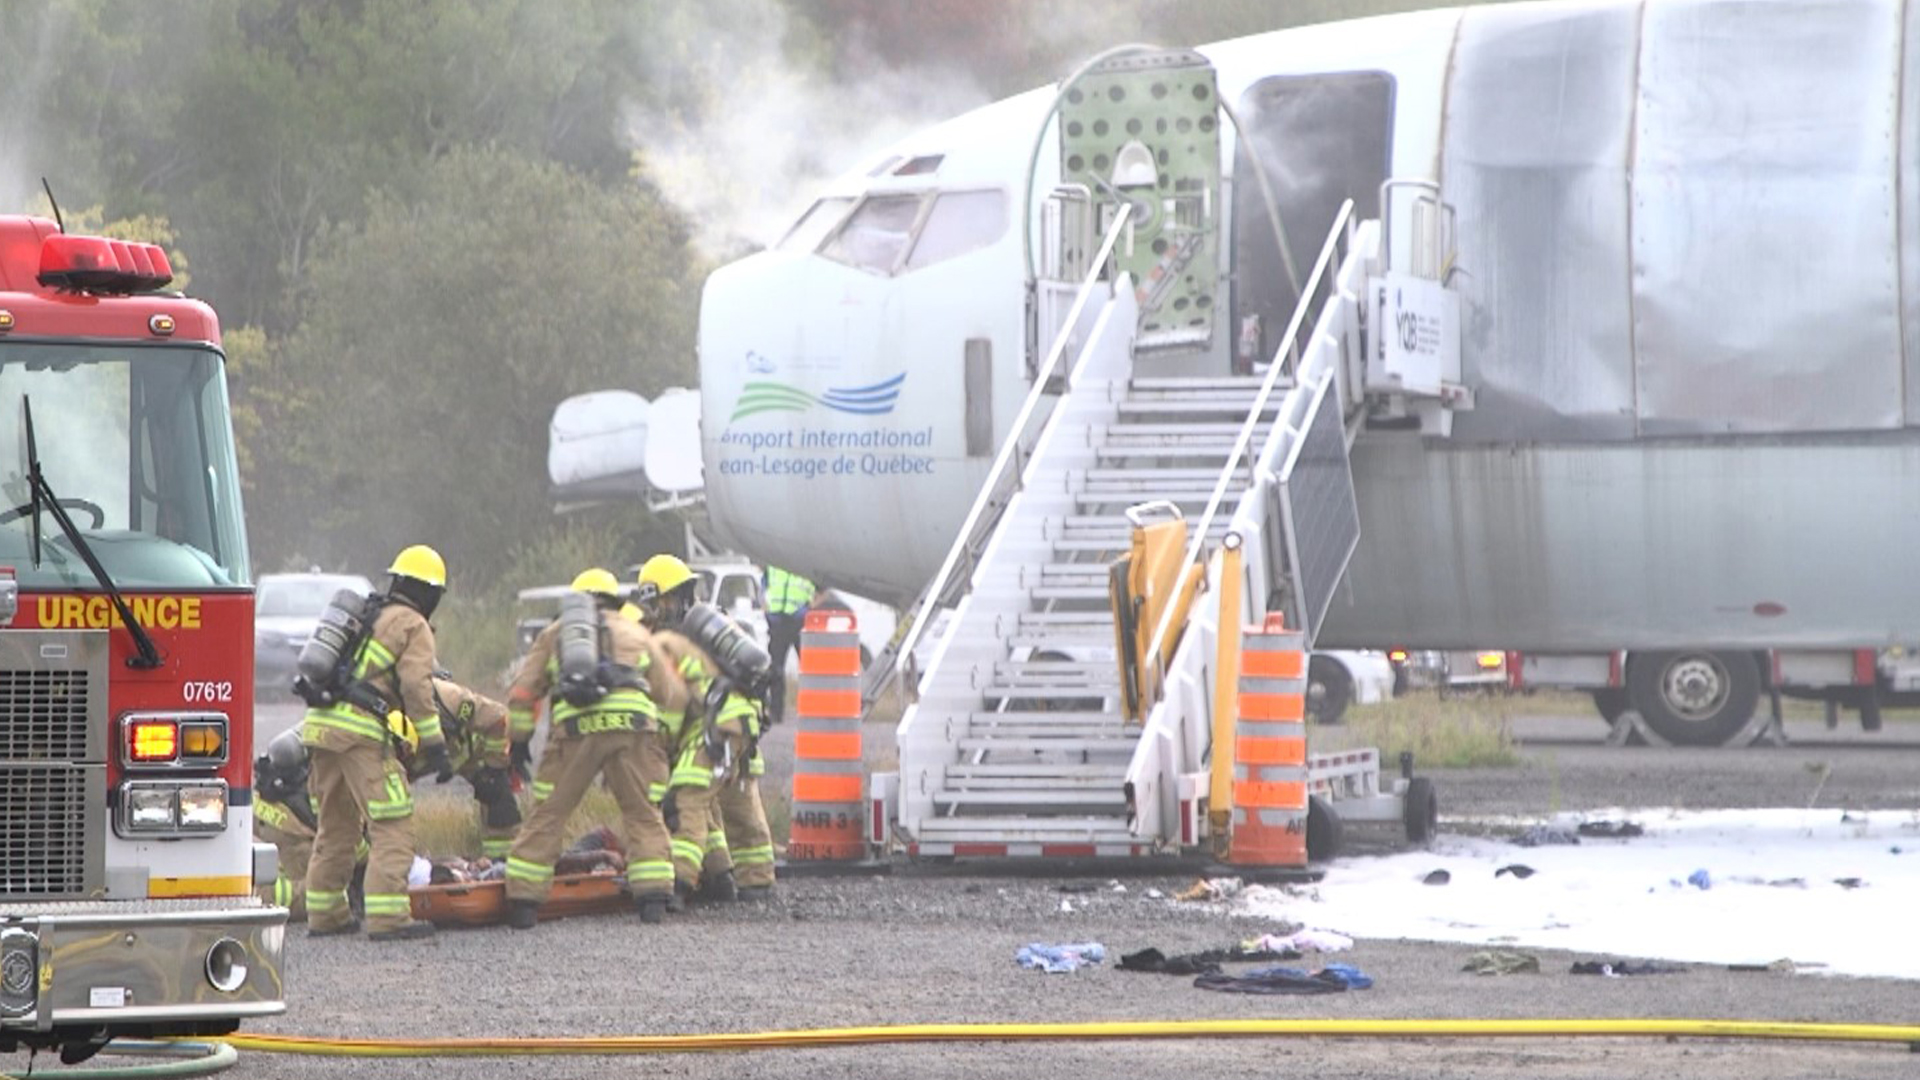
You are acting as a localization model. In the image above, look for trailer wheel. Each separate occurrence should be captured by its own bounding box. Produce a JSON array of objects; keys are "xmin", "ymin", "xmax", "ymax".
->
[
  {"xmin": 1403, "ymin": 777, "xmax": 1438, "ymax": 845},
  {"xmin": 1306, "ymin": 795, "xmax": 1342, "ymax": 862},
  {"xmin": 1306, "ymin": 656, "xmax": 1352, "ymax": 725},
  {"xmin": 1626, "ymin": 650, "xmax": 1760, "ymax": 747}
]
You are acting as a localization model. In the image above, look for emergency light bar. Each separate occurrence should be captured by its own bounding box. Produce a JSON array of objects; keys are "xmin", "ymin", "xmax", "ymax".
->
[{"xmin": 36, "ymin": 233, "xmax": 174, "ymax": 293}]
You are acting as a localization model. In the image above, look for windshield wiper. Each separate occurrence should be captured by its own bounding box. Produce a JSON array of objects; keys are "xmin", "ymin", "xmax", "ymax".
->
[{"xmin": 18, "ymin": 396, "xmax": 163, "ymax": 669}]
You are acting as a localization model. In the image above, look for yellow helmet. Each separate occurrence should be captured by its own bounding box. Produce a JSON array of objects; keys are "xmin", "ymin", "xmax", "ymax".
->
[
  {"xmin": 635, "ymin": 554, "xmax": 694, "ymax": 601},
  {"xmin": 570, "ymin": 567, "xmax": 621, "ymax": 598},
  {"xmin": 388, "ymin": 545, "xmax": 447, "ymax": 587}
]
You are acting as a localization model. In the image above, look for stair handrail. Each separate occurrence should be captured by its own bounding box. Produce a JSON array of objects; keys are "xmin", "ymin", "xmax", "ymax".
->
[
  {"xmin": 1137, "ymin": 199, "xmax": 1355, "ymax": 699},
  {"xmin": 890, "ymin": 202, "xmax": 1136, "ymax": 705}
]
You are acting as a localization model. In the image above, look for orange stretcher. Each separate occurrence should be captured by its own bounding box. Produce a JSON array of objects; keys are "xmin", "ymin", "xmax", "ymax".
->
[{"xmin": 408, "ymin": 872, "xmax": 631, "ymax": 926}]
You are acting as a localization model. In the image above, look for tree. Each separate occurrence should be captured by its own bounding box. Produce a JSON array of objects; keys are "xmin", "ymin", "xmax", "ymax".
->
[{"xmin": 256, "ymin": 145, "xmax": 700, "ymax": 581}]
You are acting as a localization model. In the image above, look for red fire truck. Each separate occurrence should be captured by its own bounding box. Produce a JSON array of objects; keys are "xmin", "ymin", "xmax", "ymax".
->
[{"xmin": 0, "ymin": 216, "xmax": 285, "ymax": 1062}]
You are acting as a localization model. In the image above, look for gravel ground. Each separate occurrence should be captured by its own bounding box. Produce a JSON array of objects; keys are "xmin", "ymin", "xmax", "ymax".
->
[{"xmin": 206, "ymin": 704, "xmax": 1920, "ymax": 1080}]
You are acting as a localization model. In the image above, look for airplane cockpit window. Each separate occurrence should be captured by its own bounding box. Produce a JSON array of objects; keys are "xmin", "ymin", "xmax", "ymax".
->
[
  {"xmin": 905, "ymin": 190, "xmax": 1007, "ymax": 270},
  {"xmin": 820, "ymin": 195, "xmax": 925, "ymax": 273},
  {"xmin": 777, "ymin": 196, "xmax": 856, "ymax": 253}
]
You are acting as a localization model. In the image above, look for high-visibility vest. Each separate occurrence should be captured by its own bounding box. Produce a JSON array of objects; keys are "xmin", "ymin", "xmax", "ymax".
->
[{"xmin": 765, "ymin": 567, "xmax": 816, "ymax": 615}]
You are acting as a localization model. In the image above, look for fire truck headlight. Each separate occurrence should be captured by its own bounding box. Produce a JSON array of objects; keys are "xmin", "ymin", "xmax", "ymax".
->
[
  {"xmin": 125, "ymin": 786, "xmax": 177, "ymax": 831},
  {"xmin": 176, "ymin": 785, "xmax": 229, "ymax": 831}
]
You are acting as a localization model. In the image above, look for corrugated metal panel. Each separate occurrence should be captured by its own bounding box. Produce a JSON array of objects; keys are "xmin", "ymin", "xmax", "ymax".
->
[
  {"xmin": 1442, "ymin": 0, "xmax": 1642, "ymax": 441},
  {"xmin": 1903, "ymin": 0, "xmax": 1920, "ymax": 423},
  {"xmin": 1632, "ymin": 0, "xmax": 1904, "ymax": 434}
]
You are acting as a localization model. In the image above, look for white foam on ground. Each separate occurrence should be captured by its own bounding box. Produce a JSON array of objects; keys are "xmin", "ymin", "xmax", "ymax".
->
[{"xmin": 1231, "ymin": 809, "xmax": 1920, "ymax": 980}]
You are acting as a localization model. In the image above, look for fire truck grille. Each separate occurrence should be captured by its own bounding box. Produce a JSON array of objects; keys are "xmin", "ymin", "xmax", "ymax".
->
[
  {"xmin": 0, "ymin": 669, "xmax": 92, "ymax": 760},
  {"xmin": 0, "ymin": 766, "xmax": 91, "ymax": 896}
]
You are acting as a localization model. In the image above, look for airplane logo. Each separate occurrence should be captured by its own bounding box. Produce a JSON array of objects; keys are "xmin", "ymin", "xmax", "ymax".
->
[{"xmin": 730, "ymin": 372, "xmax": 905, "ymax": 421}]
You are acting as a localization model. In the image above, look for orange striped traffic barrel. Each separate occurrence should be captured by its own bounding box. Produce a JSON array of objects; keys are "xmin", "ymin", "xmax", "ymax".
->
[
  {"xmin": 787, "ymin": 608, "xmax": 865, "ymax": 862},
  {"xmin": 1225, "ymin": 613, "xmax": 1308, "ymax": 867}
]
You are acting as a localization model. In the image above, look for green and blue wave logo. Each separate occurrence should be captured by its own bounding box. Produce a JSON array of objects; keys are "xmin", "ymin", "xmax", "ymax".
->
[{"xmin": 730, "ymin": 372, "xmax": 905, "ymax": 421}]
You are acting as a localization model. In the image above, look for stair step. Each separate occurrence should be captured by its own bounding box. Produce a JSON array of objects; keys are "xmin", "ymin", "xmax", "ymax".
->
[
  {"xmin": 963, "ymin": 720, "xmax": 1126, "ymax": 739},
  {"xmin": 955, "ymin": 735, "xmax": 1134, "ymax": 753},
  {"xmin": 1028, "ymin": 585, "xmax": 1111, "ymax": 602},
  {"xmin": 949, "ymin": 761, "xmax": 1127, "ymax": 778},
  {"xmin": 1082, "ymin": 467, "xmax": 1242, "ymax": 483},
  {"xmin": 1101, "ymin": 422, "xmax": 1272, "ymax": 438},
  {"xmin": 909, "ymin": 815, "xmax": 1134, "ymax": 841},
  {"xmin": 994, "ymin": 659, "xmax": 1117, "ymax": 679},
  {"xmin": 1117, "ymin": 399, "xmax": 1282, "ymax": 417},
  {"xmin": 931, "ymin": 788, "xmax": 1128, "ymax": 807},
  {"xmin": 1007, "ymin": 629, "xmax": 1116, "ymax": 649},
  {"xmin": 1130, "ymin": 376, "xmax": 1269, "ymax": 392},
  {"xmin": 982, "ymin": 684, "xmax": 1114, "ymax": 702}
]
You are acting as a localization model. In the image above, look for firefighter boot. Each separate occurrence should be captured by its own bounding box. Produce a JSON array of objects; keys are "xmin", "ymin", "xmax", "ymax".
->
[
  {"xmin": 668, "ymin": 879, "xmax": 693, "ymax": 914},
  {"xmin": 506, "ymin": 900, "xmax": 539, "ymax": 931},
  {"xmin": 738, "ymin": 884, "xmax": 775, "ymax": 902},
  {"xmin": 368, "ymin": 920, "xmax": 436, "ymax": 942},
  {"xmin": 637, "ymin": 895, "xmax": 668, "ymax": 924},
  {"xmin": 700, "ymin": 869, "xmax": 737, "ymax": 903}
]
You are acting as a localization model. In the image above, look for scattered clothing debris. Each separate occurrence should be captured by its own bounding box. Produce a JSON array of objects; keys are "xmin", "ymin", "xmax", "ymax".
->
[
  {"xmin": 1111, "ymin": 881, "xmax": 1128, "ymax": 893},
  {"xmin": 1834, "ymin": 877, "xmax": 1865, "ymax": 889},
  {"xmin": 1495, "ymin": 864, "xmax": 1536, "ymax": 880},
  {"xmin": 1463, "ymin": 950, "xmax": 1540, "ymax": 976},
  {"xmin": 1118, "ymin": 948, "xmax": 1223, "ymax": 976},
  {"xmin": 408, "ymin": 855, "xmax": 432, "ymax": 888},
  {"xmin": 1247, "ymin": 929, "xmax": 1352, "ymax": 954},
  {"xmin": 1515, "ymin": 825, "xmax": 1581, "ymax": 848},
  {"xmin": 1422, "ymin": 869, "xmax": 1451, "ymax": 885},
  {"xmin": 1016, "ymin": 943, "xmax": 1106, "ymax": 973},
  {"xmin": 1686, "ymin": 869, "xmax": 1712, "ymax": 890},
  {"xmin": 1144, "ymin": 888, "xmax": 1165, "ymax": 900},
  {"xmin": 1059, "ymin": 899, "xmax": 1075, "ymax": 913},
  {"xmin": 1176, "ymin": 877, "xmax": 1244, "ymax": 902},
  {"xmin": 1570, "ymin": 960, "xmax": 1683, "ymax": 976},
  {"xmin": 1576, "ymin": 821, "xmax": 1645, "ymax": 839},
  {"xmin": 1194, "ymin": 963, "xmax": 1373, "ymax": 995}
]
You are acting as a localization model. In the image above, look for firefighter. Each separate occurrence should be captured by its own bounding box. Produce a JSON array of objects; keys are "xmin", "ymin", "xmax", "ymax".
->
[
  {"xmin": 300, "ymin": 544, "xmax": 452, "ymax": 942},
  {"xmin": 253, "ymin": 728, "xmax": 369, "ymax": 921},
  {"xmin": 637, "ymin": 554, "xmax": 778, "ymax": 901},
  {"xmin": 503, "ymin": 568, "xmax": 684, "ymax": 929},
  {"xmin": 425, "ymin": 675, "xmax": 520, "ymax": 860},
  {"xmin": 763, "ymin": 565, "xmax": 815, "ymax": 721}
]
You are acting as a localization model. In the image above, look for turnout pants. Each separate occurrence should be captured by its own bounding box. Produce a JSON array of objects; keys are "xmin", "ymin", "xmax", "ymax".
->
[
  {"xmin": 666, "ymin": 745, "xmax": 732, "ymax": 891},
  {"xmin": 717, "ymin": 776, "xmax": 775, "ymax": 888},
  {"xmin": 304, "ymin": 728, "xmax": 419, "ymax": 935},
  {"xmin": 254, "ymin": 799, "xmax": 313, "ymax": 920},
  {"xmin": 505, "ymin": 729, "xmax": 674, "ymax": 904}
]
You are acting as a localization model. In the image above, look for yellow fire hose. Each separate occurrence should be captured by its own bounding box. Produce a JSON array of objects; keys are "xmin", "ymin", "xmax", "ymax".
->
[{"xmin": 209, "ymin": 1018, "xmax": 1920, "ymax": 1058}]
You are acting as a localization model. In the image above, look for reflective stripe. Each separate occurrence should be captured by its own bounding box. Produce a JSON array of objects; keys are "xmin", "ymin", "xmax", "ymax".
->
[
  {"xmin": 647, "ymin": 781, "xmax": 667, "ymax": 802},
  {"xmin": 303, "ymin": 704, "xmax": 389, "ymax": 743},
  {"xmin": 273, "ymin": 875, "xmax": 294, "ymax": 906},
  {"xmin": 732, "ymin": 845, "xmax": 773, "ymax": 866},
  {"xmin": 412, "ymin": 712, "xmax": 444, "ymax": 744},
  {"xmin": 704, "ymin": 829, "xmax": 729, "ymax": 855},
  {"xmin": 670, "ymin": 838, "xmax": 704, "ymax": 864},
  {"xmin": 532, "ymin": 781, "xmax": 554, "ymax": 803},
  {"xmin": 307, "ymin": 888, "xmax": 348, "ymax": 913},
  {"xmin": 749, "ymin": 756, "xmax": 765, "ymax": 777},
  {"xmin": 506, "ymin": 858, "xmax": 554, "ymax": 886},
  {"xmin": 363, "ymin": 893, "xmax": 410, "ymax": 917},
  {"xmin": 509, "ymin": 705, "xmax": 537, "ymax": 740},
  {"xmin": 481, "ymin": 837, "xmax": 514, "ymax": 858},
  {"xmin": 367, "ymin": 772, "xmax": 414, "ymax": 821},
  {"xmin": 626, "ymin": 859, "xmax": 673, "ymax": 885},
  {"xmin": 670, "ymin": 766, "xmax": 712, "ymax": 788}
]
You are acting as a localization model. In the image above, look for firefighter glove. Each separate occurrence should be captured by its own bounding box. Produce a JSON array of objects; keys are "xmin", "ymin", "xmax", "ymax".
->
[
  {"xmin": 470, "ymin": 766, "xmax": 509, "ymax": 806},
  {"xmin": 509, "ymin": 740, "xmax": 533, "ymax": 782},
  {"xmin": 424, "ymin": 743, "xmax": 454, "ymax": 784}
]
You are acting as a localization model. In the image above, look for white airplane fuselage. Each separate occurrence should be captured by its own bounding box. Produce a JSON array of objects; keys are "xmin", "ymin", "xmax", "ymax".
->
[{"xmin": 699, "ymin": 0, "xmax": 1920, "ymax": 652}]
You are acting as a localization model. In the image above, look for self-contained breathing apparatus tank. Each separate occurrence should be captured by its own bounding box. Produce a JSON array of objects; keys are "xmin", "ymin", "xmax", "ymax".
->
[
  {"xmin": 556, "ymin": 591, "xmax": 608, "ymax": 707},
  {"xmin": 294, "ymin": 589, "xmax": 377, "ymax": 704},
  {"xmin": 681, "ymin": 602, "xmax": 772, "ymax": 694}
]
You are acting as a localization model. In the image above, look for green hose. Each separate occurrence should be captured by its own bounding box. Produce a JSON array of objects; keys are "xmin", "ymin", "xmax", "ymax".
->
[{"xmin": 0, "ymin": 1040, "xmax": 235, "ymax": 1080}]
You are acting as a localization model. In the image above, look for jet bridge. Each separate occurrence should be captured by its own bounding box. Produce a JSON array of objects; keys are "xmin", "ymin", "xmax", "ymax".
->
[{"xmin": 873, "ymin": 176, "xmax": 1465, "ymax": 861}]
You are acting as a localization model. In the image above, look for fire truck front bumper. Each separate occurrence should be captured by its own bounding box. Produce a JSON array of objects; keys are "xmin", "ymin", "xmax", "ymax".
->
[{"xmin": 0, "ymin": 897, "xmax": 285, "ymax": 1036}]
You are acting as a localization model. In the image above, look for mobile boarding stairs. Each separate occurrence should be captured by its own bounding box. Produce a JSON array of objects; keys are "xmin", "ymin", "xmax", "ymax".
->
[{"xmin": 871, "ymin": 186, "xmax": 1469, "ymax": 864}]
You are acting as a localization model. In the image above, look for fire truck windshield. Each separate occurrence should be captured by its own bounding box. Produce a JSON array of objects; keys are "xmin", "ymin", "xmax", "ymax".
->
[{"xmin": 0, "ymin": 342, "xmax": 248, "ymax": 589}]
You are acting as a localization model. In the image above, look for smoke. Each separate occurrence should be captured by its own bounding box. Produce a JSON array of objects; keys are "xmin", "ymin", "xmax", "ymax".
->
[
  {"xmin": 0, "ymin": 7, "xmax": 77, "ymax": 216},
  {"xmin": 623, "ymin": 0, "xmax": 991, "ymax": 261}
]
